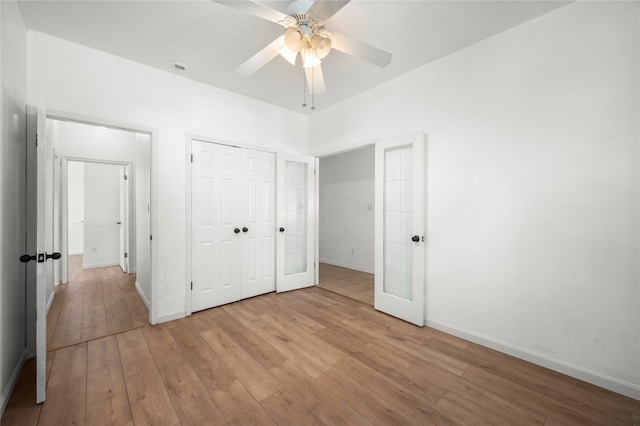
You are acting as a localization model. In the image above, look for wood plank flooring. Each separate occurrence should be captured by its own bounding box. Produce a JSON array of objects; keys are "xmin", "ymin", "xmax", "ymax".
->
[
  {"xmin": 48, "ymin": 255, "xmax": 148, "ymax": 351},
  {"xmin": 318, "ymin": 262, "xmax": 374, "ymax": 306},
  {"xmin": 3, "ymin": 286, "xmax": 640, "ymax": 425}
]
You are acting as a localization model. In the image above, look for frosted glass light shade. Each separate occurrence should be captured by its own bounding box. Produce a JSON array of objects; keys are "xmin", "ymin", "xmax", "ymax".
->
[
  {"xmin": 302, "ymin": 49, "xmax": 321, "ymax": 68},
  {"xmin": 310, "ymin": 34, "xmax": 331, "ymax": 59},
  {"xmin": 284, "ymin": 27, "xmax": 304, "ymax": 52}
]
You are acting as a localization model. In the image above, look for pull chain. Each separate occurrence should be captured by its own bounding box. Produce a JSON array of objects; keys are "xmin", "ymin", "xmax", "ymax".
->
[
  {"xmin": 302, "ymin": 65, "xmax": 307, "ymax": 108},
  {"xmin": 311, "ymin": 64, "xmax": 315, "ymax": 111}
]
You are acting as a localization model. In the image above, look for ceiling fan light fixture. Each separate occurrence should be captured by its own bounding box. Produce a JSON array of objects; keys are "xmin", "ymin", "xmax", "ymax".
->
[
  {"xmin": 310, "ymin": 34, "xmax": 331, "ymax": 59},
  {"xmin": 279, "ymin": 46, "xmax": 298, "ymax": 66},
  {"xmin": 284, "ymin": 27, "xmax": 304, "ymax": 52}
]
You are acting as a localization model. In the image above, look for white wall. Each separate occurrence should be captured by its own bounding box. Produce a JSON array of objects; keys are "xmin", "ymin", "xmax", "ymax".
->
[
  {"xmin": 27, "ymin": 31, "xmax": 309, "ymax": 323},
  {"xmin": 0, "ymin": 0, "xmax": 27, "ymax": 415},
  {"xmin": 67, "ymin": 160, "xmax": 84, "ymax": 255},
  {"xmin": 309, "ymin": 2, "xmax": 640, "ymax": 398},
  {"xmin": 83, "ymin": 162, "xmax": 121, "ymax": 268},
  {"xmin": 319, "ymin": 146, "xmax": 374, "ymax": 273}
]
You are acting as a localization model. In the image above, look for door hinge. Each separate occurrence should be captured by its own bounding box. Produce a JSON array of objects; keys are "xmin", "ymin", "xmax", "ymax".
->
[
  {"xmin": 124, "ymin": 252, "xmax": 128, "ymax": 258},
  {"xmin": 190, "ymin": 153, "xmax": 194, "ymax": 163},
  {"xmin": 150, "ymin": 235, "xmax": 153, "ymax": 241},
  {"xmin": 124, "ymin": 174, "xmax": 128, "ymax": 180},
  {"xmin": 190, "ymin": 282, "xmax": 193, "ymax": 290}
]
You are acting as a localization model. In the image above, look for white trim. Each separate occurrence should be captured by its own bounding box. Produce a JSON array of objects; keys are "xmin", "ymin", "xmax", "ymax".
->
[
  {"xmin": 68, "ymin": 250, "xmax": 83, "ymax": 256},
  {"xmin": 157, "ymin": 310, "xmax": 186, "ymax": 324},
  {"xmin": 135, "ymin": 280, "xmax": 150, "ymax": 309},
  {"xmin": 82, "ymin": 261, "xmax": 121, "ymax": 269},
  {"xmin": 46, "ymin": 292, "xmax": 55, "ymax": 314},
  {"xmin": 426, "ymin": 320, "xmax": 640, "ymax": 401},
  {"xmin": 0, "ymin": 350, "xmax": 27, "ymax": 417},
  {"xmin": 184, "ymin": 136, "xmax": 192, "ymax": 316},
  {"xmin": 318, "ymin": 259, "xmax": 374, "ymax": 275}
]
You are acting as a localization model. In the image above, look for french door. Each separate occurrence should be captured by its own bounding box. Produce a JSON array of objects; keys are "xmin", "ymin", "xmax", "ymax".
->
[
  {"xmin": 191, "ymin": 140, "xmax": 275, "ymax": 312},
  {"xmin": 374, "ymin": 133, "xmax": 425, "ymax": 326},
  {"xmin": 276, "ymin": 153, "xmax": 316, "ymax": 292}
]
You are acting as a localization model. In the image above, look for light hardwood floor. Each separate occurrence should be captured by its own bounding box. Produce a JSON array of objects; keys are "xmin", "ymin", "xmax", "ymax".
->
[
  {"xmin": 47, "ymin": 255, "xmax": 148, "ymax": 351},
  {"xmin": 319, "ymin": 263, "xmax": 374, "ymax": 306},
  {"xmin": 3, "ymin": 285, "xmax": 639, "ymax": 425}
]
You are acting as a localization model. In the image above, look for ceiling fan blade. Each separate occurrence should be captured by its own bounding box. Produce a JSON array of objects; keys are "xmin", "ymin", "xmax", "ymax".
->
[
  {"xmin": 308, "ymin": 1, "xmax": 350, "ymax": 21},
  {"xmin": 305, "ymin": 65, "xmax": 326, "ymax": 95},
  {"xmin": 236, "ymin": 35, "xmax": 285, "ymax": 76},
  {"xmin": 213, "ymin": 1, "xmax": 289, "ymax": 25},
  {"xmin": 330, "ymin": 32, "xmax": 392, "ymax": 68}
]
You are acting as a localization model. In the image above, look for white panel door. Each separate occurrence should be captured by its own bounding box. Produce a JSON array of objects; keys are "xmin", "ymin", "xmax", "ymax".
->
[
  {"xmin": 240, "ymin": 150, "xmax": 276, "ymax": 299},
  {"xmin": 26, "ymin": 108, "xmax": 52, "ymax": 403},
  {"xmin": 191, "ymin": 141, "xmax": 243, "ymax": 311},
  {"xmin": 374, "ymin": 133, "xmax": 425, "ymax": 326},
  {"xmin": 119, "ymin": 165, "xmax": 129, "ymax": 273},
  {"xmin": 276, "ymin": 153, "xmax": 316, "ymax": 292}
]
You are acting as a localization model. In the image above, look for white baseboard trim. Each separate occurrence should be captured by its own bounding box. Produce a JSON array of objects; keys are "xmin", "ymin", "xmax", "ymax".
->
[
  {"xmin": 156, "ymin": 310, "xmax": 186, "ymax": 324},
  {"xmin": 46, "ymin": 291, "xmax": 55, "ymax": 314},
  {"xmin": 0, "ymin": 350, "xmax": 27, "ymax": 418},
  {"xmin": 82, "ymin": 261, "xmax": 120, "ymax": 269},
  {"xmin": 135, "ymin": 280, "xmax": 150, "ymax": 309},
  {"xmin": 425, "ymin": 320, "xmax": 640, "ymax": 401},
  {"xmin": 319, "ymin": 259, "xmax": 374, "ymax": 274},
  {"xmin": 68, "ymin": 250, "xmax": 83, "ymax": 256}
]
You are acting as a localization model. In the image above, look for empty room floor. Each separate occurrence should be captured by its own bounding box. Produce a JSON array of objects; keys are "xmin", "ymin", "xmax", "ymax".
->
[
  {"xmin": 48, "ymin": 255, "xmax": 148, "ymax": 351},
  {"xmin": 3, "ymin": 286, "xmax": 639, "ymax": 425},
  {"xmin": 318, "ymin": 263, "xmax": 374, "ymax": 306}
]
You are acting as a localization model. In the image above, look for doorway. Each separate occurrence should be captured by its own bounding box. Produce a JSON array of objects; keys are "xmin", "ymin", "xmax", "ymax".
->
[
  {"xmin": 66, "ymin": 160, "xmax": 129, "ymax": 272},
  {"xmin": 317, "ymin": 145, "xmax": 375, "ymax": 306}
]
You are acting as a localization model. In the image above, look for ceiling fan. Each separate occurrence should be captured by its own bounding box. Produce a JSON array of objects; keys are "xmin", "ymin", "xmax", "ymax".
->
[{"xmin": 214, "ymin": 0, "xmax": 392, "ymax": 106}]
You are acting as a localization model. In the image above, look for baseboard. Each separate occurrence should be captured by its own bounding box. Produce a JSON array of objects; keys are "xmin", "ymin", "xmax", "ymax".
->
[
  {"xmin": 82, "ymin": 261, "xmax": 119, "ymax": 269},
  {"xmin": 425, "ymin": 320, "xmax": 640, "ymax": 401},
  {"xmin": 0, "ymin": 350, "xmax": 27, "ymax": 418},
  {"xmin": 135, "ymin": 280, "xmax": 150, "ymax": 309},
  {"xmin": 68, "ymin": 250, "xmax": 83, "ymax": 256},
  {"xmin": 319, "ymin": 259, "xmax": 374, "ymax": 274},
  {"xmin": 156, "ymin": 310, "xmax": 186, "ymax": 324},
  {"xmin": 46, "ymin": 291, "xmax": 55, "ymax": 314}
]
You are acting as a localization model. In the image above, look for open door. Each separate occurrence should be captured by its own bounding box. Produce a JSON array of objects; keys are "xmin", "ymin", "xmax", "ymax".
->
[
  {"xmin": 24, "ymin": 108, "xmax": 58, "ymax": 403},
  {"xmin": 374, "ymin": 133, "xmax": 425, "ymax": 326},
  {"xmin": 119, "ymin": 165, "xmax": 129, "ymax": 273},
  {"xmin": 276, "ymin": 153, "xmax": 315, "ymax": 292}
]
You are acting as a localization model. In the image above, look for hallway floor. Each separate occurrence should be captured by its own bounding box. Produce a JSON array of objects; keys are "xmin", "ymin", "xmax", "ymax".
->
[
  {"xmin": 318, "ymin": 263, "xmax": 374, "ymax": 306},
  {"xmin": 48, "ymin": 255, "xmax": 148, "ymax": 351}
]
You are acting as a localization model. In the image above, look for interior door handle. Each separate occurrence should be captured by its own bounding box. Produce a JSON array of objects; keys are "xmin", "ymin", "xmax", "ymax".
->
[
  {"xmin": 19, "ymin": 254, "xmax": 36, "ymax": 263},
  {"xmin": 242, "ymin": 227, "xmax": 249, "ymax": 233},
  {"xmin": 234, "ymin": 228, "xmax": 241, "ymax": 234},
  {"xmin": 411, "ymin": 235, "xmax": 420, "ymax": 242},
  {"xmin": 279, "ymin": 227, "xmax": 285, "ymax": 233},
  {"xmin": 46, "ymin": 252, "xmax": 62, "ymax": 260},
  {"xmin": 116, "ymin": 221, "xmax": 122, "ymax": 225}
]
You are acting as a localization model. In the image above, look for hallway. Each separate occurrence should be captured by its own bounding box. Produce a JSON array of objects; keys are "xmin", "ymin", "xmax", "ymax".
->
[{"xmin": 48, "ymin": 255, "xmax": 148, "ymax": 351}]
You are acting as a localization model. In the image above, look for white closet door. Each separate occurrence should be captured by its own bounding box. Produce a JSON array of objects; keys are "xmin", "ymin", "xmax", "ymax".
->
[
  {"xmin": 276, "ymin": 153, "xmax": 315, "ymax": 292},
  {"xmin": 374, "ymin": 133, "xmax": 425, "ymax": 326},
  {"xmin": 192, "ymin": 141, "xmax": 243, "ymax": 311},
  {"xmin": 240, "ymin": 150, "xmax": 276, "ymax": 299}
]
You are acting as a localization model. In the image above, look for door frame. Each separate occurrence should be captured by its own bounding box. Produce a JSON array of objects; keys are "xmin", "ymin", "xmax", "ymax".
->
[
  {"xmin": 311, "ymin": 132, "xmax": 427, "ymax": 324},
  {"xmin": 41, "ymin": 109, "xmax": 158, "ymax": 323},
  {"xmin": 60, "ymin": 158, "xmax": 133, "ymax": 280},
  {"xmin": 184, "ymin": 134, "xmax": 277, "ymax": 316}
]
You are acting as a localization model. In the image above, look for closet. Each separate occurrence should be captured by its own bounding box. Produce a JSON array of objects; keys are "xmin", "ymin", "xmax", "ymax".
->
[{"xmin": 191, "ymin": 140, "xmax": 276, "ymax": 312}]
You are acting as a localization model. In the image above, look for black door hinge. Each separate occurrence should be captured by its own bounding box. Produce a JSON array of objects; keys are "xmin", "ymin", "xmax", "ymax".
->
[{"xmin": 190, "ymin": 282, "xmax": 193, "ymax": 290}]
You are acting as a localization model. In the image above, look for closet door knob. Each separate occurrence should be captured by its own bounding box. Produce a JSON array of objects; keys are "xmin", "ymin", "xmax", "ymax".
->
[
  {"xmin": 234, "ymin": 228, "xmax": 241, "ymax": 234},
  {"xmin": 411, "ymin": 235, "xmax": 420, "ymax": 242},
  {"xmin": 242, "ymin": 227, "xmax": 249, "ymax": 233},
  {"xmin": 279, "ymin": 227, "xmax": 285, "ymax": 233}
]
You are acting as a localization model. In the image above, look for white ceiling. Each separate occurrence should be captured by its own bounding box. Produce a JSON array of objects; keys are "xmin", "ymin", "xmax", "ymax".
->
[{"xmin": 18, "ymin": 0, "xmax": 569, "ymax": 114}]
